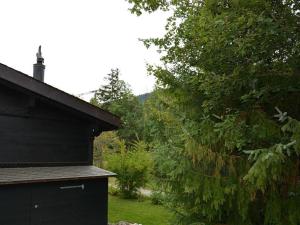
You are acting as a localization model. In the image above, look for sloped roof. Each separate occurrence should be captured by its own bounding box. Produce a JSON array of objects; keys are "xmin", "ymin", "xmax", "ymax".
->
[
  {"xmin": 0, "ymin": 166, "xmax": 115, "ymax": 185},
  {"xmin": 0, "ymin": 63, "xmax": 120, "ymax": 130}
]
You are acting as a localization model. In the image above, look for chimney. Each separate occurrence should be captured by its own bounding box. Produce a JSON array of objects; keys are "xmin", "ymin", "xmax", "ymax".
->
[{"xmin": 33, "ymin": 45, "xmax": 45, "ymax": 82}]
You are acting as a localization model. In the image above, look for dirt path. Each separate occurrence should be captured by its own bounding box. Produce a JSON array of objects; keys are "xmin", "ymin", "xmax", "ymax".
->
[
  {"xmin": 109, "ymin": 183, "xmax": 152, "ymax": 197},
  {"xmin": 139, "ymin": 188, "xmax": 152, "ymax": 197}
]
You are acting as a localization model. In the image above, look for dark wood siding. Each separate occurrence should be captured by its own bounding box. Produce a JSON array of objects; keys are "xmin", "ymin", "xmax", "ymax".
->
[
  {"xmin": 0, "ymin": 84, "xmax": 94, "ymax": 166},
  {"xmin": 0, "ymin": 179, "xmax": 108, "ymax": 225},
  {"xmin": 0, "ymin": 185, "xmax": 31, "ymax": 225},
  {"xmin": 31, "ymin": 179, "xmax": 108, "ymax": 225}
]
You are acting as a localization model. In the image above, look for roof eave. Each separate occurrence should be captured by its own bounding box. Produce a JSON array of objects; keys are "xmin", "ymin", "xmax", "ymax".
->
[{"xmin": 0, "ymin": 63, "xmax": 121, "ymax": 129}]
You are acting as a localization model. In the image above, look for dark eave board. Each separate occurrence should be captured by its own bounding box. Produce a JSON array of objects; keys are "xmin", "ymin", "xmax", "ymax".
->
[
  {"xmin": 0, "ymin": 166, "xmax": 116, "ymax": 186},
  {"xmin": 0, "ymin": 63, "xmax": 120, "ymax": 130}
]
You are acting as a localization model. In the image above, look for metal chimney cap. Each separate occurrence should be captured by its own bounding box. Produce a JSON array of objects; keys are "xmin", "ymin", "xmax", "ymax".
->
[
  {"xmin": 36, "ymin": 45, "xmax": 44, "ymax": 63},
  {"xmin": 33, "ymin": 45, "xmax": 45, "ymax": 82}
]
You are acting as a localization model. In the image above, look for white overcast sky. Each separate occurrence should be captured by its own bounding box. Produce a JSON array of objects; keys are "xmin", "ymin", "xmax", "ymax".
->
[{"xmin": 0, "ymin": 0, "xmax": 168, "ymax": 100}]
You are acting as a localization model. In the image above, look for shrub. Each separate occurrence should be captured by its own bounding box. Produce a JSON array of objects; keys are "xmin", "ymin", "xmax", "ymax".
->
[
  {"xmin": 94, "ymin": 131, "xmax": 121, "ymax": 168},
  {"xmin": 108, "ymin": 185, "xmax": 119, "ymax": 196},
  {"xmin": 150, "ymin": 191, "xmax": 165, "ymax": 205},
  {"xmin": 106, "ymin": 141, "xmax": 152, "ymax": 198}
]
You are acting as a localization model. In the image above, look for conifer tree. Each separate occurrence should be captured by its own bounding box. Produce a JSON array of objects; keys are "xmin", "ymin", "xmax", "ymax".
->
[
  {"xmin": 128, "ymin": 0, "xmax": 300, "ymax": 224},
  {"xmin": 91, "ymin": 69, "xmax": 143, "ymax": 144},
  {"xmin": 92, "ymin": 68, "xmax": 129, "ymax": 108}
]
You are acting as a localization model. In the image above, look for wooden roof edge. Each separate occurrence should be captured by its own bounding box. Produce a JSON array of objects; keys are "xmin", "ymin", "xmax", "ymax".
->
[{"xmin": 0, "ymin": 63, "xmax": 121, "ymax": 129}]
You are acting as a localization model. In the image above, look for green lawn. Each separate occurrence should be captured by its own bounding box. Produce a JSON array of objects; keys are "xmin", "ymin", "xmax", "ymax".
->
[{"xmin": 108, "ymin": 195, "xmax": 172, "ymax": 225}]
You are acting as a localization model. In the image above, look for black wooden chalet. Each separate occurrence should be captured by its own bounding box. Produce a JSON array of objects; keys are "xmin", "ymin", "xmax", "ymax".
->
[{"xmin": 0, "ymin": 47, "xmax": 120, "ymax": 225}]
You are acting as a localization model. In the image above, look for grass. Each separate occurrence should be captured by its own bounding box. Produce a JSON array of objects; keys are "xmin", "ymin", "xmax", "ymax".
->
[{"xmin": 108, "ymin": 195, "xmax": 172, "ymax": 225}]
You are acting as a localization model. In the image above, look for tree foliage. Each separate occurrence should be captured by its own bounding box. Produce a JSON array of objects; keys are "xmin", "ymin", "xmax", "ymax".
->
[
  {"xmin": 109, "ymin": 94, "xmax": 143, "ymax": 144},
  {"xmin": 91, "ymin": 69, "xmax": 143, "ymax": 144},
  {"xmin": 126, "ymin": 0, "xmax": 300, "ymax": 224},
  {"xmin": 91, "ymin": 68, "xmax": 130, "ymax": 107},
  {"xmin": 106, "ymin": 140, "xmax": 153, "ymax": 198},
  {"xmin": 94, "ymin": 131, "xmax": 121, "ymax": 168}
]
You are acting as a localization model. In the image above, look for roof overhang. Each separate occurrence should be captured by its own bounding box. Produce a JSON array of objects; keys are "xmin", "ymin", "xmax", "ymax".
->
[{"xmin": 0, "ymin": 63, "xmax": 121, "ymax": 130}]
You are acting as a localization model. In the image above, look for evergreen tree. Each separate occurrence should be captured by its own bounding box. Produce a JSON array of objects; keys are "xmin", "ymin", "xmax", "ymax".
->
[
  {"xmin": 128, "ymin": 0, "xmax": 300, "ymax": 224},
  {"xmin": 91, "ymin": 69, "xmax": 143, "ymax": 144},
  {"xmin": 91, "ymin": 68, "xmax": 130, "ymax": 108}
]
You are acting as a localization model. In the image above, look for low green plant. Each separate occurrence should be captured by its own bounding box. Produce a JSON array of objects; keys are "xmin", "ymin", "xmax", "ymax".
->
[
  {"xmin": 150, "ymin": 191, "xmax": 165, "ymax": 205},
  {"xmin": 106, "ymin": 140, "xmax": 152, "ymax": 198},
  {"xmin": 108, "ymin": 185, "xmax": 119, "ymax": 196},
  {"xmin": 94, "ymin": 131, "xmax": 121, "ymax": 168}
]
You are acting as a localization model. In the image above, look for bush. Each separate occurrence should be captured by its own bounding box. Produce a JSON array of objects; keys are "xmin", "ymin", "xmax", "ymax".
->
[
  {"xmin": 108, "ymin": 183, "xmax": 119, "ymax": 196},
  {"xmin": 94, "ymin": 131, "xmax": 121, "ymax": 168},
  {"xmin": 150, "ymin": 191, "xmax": 165, "ymax": 205},
  {"xmin": 106, "ymin": 141, "xmax": 152, "ymax": 198}
]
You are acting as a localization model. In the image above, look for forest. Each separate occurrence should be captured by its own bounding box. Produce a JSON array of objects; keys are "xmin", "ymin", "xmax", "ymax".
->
[{"xmin": 92, "ymin": 1, "xmax": 300, "ymax": 225}]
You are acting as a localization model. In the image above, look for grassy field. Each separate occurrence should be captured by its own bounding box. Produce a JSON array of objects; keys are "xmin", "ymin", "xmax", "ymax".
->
[{"xmin": 108, "ymin": 195, "xmax": 172, "ymax": 225}]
